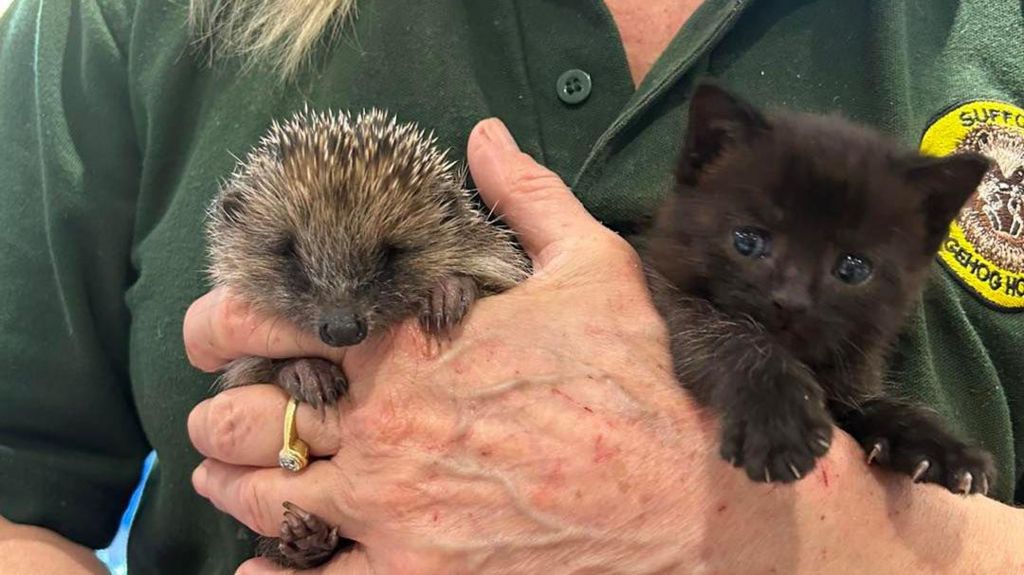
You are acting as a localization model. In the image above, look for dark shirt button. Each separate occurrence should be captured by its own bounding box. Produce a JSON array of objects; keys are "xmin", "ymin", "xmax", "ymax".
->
[{"xmin": 556, "ymin": 69, "xmax": 592, "ymax": 105}]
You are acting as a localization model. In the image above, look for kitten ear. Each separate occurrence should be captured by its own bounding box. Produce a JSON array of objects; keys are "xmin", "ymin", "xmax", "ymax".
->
[
  {"xmin": 901, "ymin": 152, "xmax": 991, "ymax": 251},
  {"xmin": 677, "ymin": 82, "xmax": 770, "ymax": 186}
]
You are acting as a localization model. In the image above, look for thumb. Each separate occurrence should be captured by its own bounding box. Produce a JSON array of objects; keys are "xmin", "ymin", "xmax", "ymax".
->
[
  {"xmin": 234, "ymin": 547, "xmax": 373, "ymax": 574},
  {"xmin": 467, "ymin": 118, "xmax": 607, "ymax": 267}
]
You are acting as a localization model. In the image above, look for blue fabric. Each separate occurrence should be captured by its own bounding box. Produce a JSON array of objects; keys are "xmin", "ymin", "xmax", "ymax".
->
[{"xmin": 97, "ymin": 452, "xmax": 155, "ymax": 574}]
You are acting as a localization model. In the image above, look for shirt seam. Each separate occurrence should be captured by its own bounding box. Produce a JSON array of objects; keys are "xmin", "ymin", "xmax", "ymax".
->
[
  {"xmin": 509, "ymin": 0, "xmax": 548, "ymax": 166},
  {"xmin": 573, "ymin": 0, "xmax": 748, "ymax": 189}
]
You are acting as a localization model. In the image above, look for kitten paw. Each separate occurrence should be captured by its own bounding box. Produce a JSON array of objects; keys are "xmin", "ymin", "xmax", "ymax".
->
[
  {"xmin": 722, "ymin": 419, "xmax": 833, "ymax": 483},
  {"xmin": 272, "ymin": 501, "xmax": 342, "ymax": 568},
  {"xmin": 720, "ymin": 375, "xmax": 833, "ymax": 483},
  {"xmin": 861, "ymin": 434, "xmax": 995, "ymax": 495},
  {"xmin": 277, "ymin": 358, "xmax": 347, "ymax": 410},
  {"xmin": 420, "ymin": 275, "xmax": 479, "ymax": 337}
]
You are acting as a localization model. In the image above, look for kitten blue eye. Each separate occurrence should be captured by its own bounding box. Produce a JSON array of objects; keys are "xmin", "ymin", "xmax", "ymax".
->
[
  {"xmin": 834, "ymin": 254, "xmax": 873, "ymax": 285},
  {"xmin": 733, "ymin": 228, "xmax": 771, "ymax": 258}
]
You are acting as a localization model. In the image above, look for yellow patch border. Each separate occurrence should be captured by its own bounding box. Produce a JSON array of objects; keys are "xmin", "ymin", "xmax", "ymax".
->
[
  {"xmin": 922, "ymin": 99, "xmax": 1024, "ymax": 311},
  {"xmin": 939, "ymin": 221, "xmax": 1024, "ymax": 310}
]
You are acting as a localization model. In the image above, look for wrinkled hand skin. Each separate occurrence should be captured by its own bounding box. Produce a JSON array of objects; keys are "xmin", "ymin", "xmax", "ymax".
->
[
  {"xmin": 225, "ymin": 238, "xmax": 1010, "ymax": 574},
  {"xmin": 191, "ymin": 120, "xmax": 1024, "ymax": 575},
  {"xmin": 314, "ymin": 238, "xmax": 718, "ymax": 573}
]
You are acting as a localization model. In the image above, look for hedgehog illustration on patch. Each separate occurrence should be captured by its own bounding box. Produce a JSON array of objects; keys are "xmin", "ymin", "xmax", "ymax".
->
[
  {"xmin": 921, "ymin": 100, "xmax": 1024, "ymax": 310},
  {"xmin": 955, "ymin": 123, "xmax": 1024, "ymax": 270}
]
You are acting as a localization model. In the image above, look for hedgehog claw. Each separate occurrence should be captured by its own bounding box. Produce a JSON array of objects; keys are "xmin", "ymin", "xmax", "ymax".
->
[
  {"xmin": 423, "ymin": 275, "xmax": 479, "ymax": 338},
  {"xmin": 275, "ymin": 501, "xmax": 343, "ymax": 568},
  {"xmin": 276, "ymin": 358, "xmax": 347, "ymax": 409}
]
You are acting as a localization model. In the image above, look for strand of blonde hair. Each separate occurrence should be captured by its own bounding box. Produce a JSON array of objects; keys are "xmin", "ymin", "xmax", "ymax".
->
[{"xmin": 188, "ymin": 0, "xmax": 356, "ymax": 78}]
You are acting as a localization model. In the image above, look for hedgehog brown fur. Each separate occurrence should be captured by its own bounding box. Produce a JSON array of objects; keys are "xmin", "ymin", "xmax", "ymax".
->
[
  {"xmin": 208, "ymin": 108, "xmax": 530, "ymax": 346},
  {"xmin": 205, "ymin": 108, "xmax": 530, "ymax": 567}
]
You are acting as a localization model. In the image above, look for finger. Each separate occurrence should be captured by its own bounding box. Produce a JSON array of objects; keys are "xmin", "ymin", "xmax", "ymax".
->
[
  {"xmin": 466, "ymin": 118, "xmax": 610, "ymax": 267},
  {"xmin": 192, "ymin": 458, "xmax": 362, "ymax": 540},
  {"xmin": 188, "ymin": 385, "xmax": 343, "ymax": 466},
  {"xmin": 236, "ymin": 548, "xmax": 373, "ymax": 575},
  {"xmin": 236, "ymin": 557, "xmax": 299, "ymax": 575},
  {"xmin": 184, "ymin": 287, "xmax": 347, "ymax": 373}
]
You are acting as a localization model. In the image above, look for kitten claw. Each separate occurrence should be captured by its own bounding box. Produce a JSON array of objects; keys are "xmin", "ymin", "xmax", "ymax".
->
[
  {"xmin": 764, "ymin": 467, "xmax": 771, "ymax": 483},
  {"xmin": 912, "ymin": 460, "xmax": 931, "ymax": 482},
  {"xmin": 788, "ymin": 463, "xmax": 802, "ymax": 480},
  {"xmin": 979, "ymin": 474, "xmax": 990, "ymax": 496},
  {"xmin": 955, "ymin": 472, "xmax": 973, "ymax": 495},
  {"xmin": 816, "ymin": 436, "xmax": 831, "ymax": 451},
  {"xmin": 867, "ymin": 442, "xmax": 883, "ymax": 465}
]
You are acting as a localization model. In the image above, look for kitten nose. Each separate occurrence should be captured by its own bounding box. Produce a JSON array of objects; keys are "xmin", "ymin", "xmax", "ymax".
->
[
  {"xmin": 318, "ymin": 310, "xmax": 367, "ymax": 347},
  {"xmin": 771, "ymin": 286, "xmax": 811, "ymax": 314}
]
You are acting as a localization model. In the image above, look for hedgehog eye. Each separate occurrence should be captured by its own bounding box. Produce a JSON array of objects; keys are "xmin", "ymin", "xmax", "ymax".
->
[
  {"xmin": 275, "ymin": 236, "xmax": 311, "ymax": 291},
  {"xmin": 275, "ymin": 236, "xmax": 299, "ymax": 260},
  {"xmin": 381, "ymin": 244, "xmax": 404, "ymax": 268}
]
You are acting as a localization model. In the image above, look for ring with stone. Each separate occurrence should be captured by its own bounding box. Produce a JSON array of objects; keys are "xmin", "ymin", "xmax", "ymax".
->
[{"xmin": 278, "ymin": 397, "xmax": 309, "ymax": 472}]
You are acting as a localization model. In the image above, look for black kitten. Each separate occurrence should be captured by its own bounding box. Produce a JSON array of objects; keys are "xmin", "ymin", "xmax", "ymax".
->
[{"xmin": 640, "ymin": 83, "xmax": 996, "ymax": 494}]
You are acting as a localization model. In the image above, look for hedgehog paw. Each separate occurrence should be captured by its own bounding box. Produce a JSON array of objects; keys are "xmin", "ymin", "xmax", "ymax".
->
[
  {"xmin": 256, "ymin": 502, "xmax": 345, "ymax": 568},
  {"xmin": 276, "ymin": 358, "xmax": 347, "ymax": 411},
  {"xmin": 421, "ymin": 275, "xmax": 479, "ymax": 338}
]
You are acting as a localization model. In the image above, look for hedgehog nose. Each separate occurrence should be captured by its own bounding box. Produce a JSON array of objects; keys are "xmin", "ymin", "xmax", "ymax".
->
[{"xmin": 318, "ymin": 311, "xmax": 367, "ymax": 347}]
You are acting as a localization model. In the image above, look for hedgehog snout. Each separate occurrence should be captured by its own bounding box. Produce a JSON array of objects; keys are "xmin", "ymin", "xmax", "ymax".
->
[{"xmin": 318, "ymin": 307, "xmax": 368, "ymax": 347}]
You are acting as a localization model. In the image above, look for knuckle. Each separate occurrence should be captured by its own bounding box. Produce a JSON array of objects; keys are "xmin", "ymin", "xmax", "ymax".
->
[
  {"xmin": 234, "ymin": 562, "xmax": 260, "ymax": 575},
  {"xmin": 204, "ymin": 393, "xmax": 247, "ymax": 457},
  {"xmin": 183, "ymin": 301, "xmax": 216, "ymax": 371},
  {"xmin": 507, "ymin": 157, "xmax": 568, "ymax": 199},
  {"xmin": 303, "ymin": 412, "xmax": 342, "ymax": 453},
  {"xmin": 238, "ymin": 475, "xmax": 277, "ymax": 535},
  {"xmin": 182, "ymin": 335, "xmax": 207, "ymax": 371},
  {"xmin": 599, "ymin": 233, "xmax": 644, "ymax": 270},
  {"xmin": 329, "ymin": 473, "xmax": 361, "ymax": 517},
  {"xmin": 213, "ymin": 294, "xmax": 264, "ymax": 354},
  {"xmin": 570, "ymin": 232, "xmax": 647, "ymax": 283}
]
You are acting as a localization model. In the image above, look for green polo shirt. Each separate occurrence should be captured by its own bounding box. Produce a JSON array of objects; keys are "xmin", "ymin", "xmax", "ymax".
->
[{"xmin": 1, "ymin": 1, "xmax": 1022, "ymax": 572}]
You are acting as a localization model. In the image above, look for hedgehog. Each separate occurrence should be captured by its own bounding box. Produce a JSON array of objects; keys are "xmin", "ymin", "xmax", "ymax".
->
[
  {"xmin": 205, "ymin": 108, "xmax": 531, "ymax": 567},
  {"xmin": 955, "ymin": 123, "xmax": 1024, "ymax": 273}
]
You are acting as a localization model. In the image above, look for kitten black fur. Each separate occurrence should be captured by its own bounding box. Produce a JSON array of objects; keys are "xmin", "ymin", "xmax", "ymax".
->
[{"xmin": 640, "ymin": 83, "xmax": 996, "ymax": 494}]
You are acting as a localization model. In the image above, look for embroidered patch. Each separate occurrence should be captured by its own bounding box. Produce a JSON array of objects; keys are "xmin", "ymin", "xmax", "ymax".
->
[{"xmin": 921, "ymin": 100, "xmax": 1024, "ymax": 310}]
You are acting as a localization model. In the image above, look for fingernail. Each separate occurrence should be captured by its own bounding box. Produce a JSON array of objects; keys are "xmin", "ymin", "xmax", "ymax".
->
[
  {"xmin": 192, "ymin": 461, "xmax": 209, "ymax": 495},
  {"xmin": 482, "ymin": 118, "xmax": 519, "ymax": 152}
]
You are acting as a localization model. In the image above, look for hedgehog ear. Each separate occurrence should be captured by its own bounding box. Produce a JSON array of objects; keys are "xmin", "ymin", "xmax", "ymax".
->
[
  {"xmin": 900, "ymin": 152, "xmax": 991, "ymax": 252},
  {"xmin": 217, "ymin": 190, "xmax": 246, "ymax": 226},
  {"xmin": 677, "ymin": 82, "xmax": 770, "ymax": 187}
]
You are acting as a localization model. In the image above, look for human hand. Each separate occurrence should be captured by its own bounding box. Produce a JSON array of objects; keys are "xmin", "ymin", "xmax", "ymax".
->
[{"xmin": 185, "ymin": 119, "xmax": 1024, "ymax": 574}]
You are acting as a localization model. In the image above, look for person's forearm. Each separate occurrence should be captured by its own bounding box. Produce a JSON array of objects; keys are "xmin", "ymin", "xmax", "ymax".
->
[
  {"xmin": 0, "ymin": 515, "xmax": 109, "ymax": 575},
  {"xmin": 709, "ymin": 433, "xmax": 1024, "ymax": 574}
]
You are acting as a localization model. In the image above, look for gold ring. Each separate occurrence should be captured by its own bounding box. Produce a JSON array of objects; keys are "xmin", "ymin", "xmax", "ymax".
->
[{"xmin": 278, "ymin": 397, "xmax": 309, "ymax": 472}]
